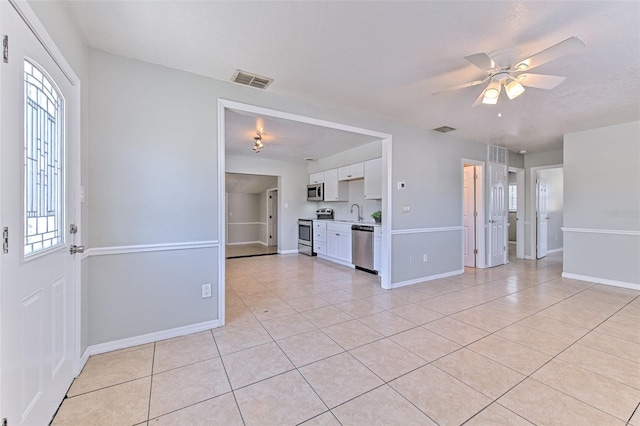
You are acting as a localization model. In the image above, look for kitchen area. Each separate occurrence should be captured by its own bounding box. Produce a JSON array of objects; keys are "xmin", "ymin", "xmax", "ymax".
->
[{"xmin": 298, "ymin": 154, "xmax": 384, "ymax": 277}]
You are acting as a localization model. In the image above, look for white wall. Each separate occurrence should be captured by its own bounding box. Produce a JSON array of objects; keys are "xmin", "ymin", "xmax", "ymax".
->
[{"xmin": 563, "ymin": 121, "xmax": 640, "ymax": 287}]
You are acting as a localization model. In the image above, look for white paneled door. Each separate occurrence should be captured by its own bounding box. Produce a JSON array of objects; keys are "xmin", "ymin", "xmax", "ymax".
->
[
  {"xmin": 488, "ymin": 163, "xmax": 507, "ymax": 267},
  {"xmin": 1, "ymin": 2, "xmax": 78, "ymax": 424},
  {"xmin": 536, "ymin": 177, "xmax": 549, "ymax": 259}
]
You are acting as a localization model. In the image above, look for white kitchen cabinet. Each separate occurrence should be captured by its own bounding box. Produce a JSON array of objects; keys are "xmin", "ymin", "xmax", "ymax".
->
[
  {"xmin": 309, "ymin": 172, "xmax": 325, "ymax": 184},
  {"xmin": 313, "ymin": 221, "xmax": 327, "ymax": 255},
  {"xmin": 373, "ymin": 226, "xmax": 382, "ymax": 272},
  {"xmin": 323, "ymin": 168, "xmax": 349, "ymax": 201},
  {"xmin": 364, "ymin": 157, "xmax": 382, "ymax": 200},
  {"xmin": 338, "ymin": 162, "xmax": 364, "ymax": 181},
  {"xmin": 326, "ymin": 222, "xmax": 352, "ymax": 263}
]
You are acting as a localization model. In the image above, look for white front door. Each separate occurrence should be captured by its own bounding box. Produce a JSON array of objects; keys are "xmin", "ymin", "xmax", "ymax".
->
[
  {"xmin": 1, "ymin": 2, "xmax": 78, "ymax": 424},
  {"xmin": 463, "ymin": 165, "xmax": 476, "ymax": 267},
  {"xmin": 488, "ymin": 163, "xmax": 507, "ymax": 267},
  {"xmin": 536, "ymin": 177, "xmax": 549, "ymax": 259}
]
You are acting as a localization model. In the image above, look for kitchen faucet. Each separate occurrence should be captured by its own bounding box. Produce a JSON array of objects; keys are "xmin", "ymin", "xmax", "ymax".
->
[{"xmin": 350, "ymin": 203, "xmax": 363, "ymax": 221}]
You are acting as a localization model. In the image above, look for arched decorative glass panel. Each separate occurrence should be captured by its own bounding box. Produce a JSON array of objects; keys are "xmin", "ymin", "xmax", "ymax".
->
[{"xmin": 24, "ymin": 59, "xmax": 65, "ymax": 256}]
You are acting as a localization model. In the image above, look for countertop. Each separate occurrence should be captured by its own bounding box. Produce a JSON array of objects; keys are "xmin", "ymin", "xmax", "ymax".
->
[{"xmin": 314, "ymin": 219, "xmax": 382, "ymax": 227}]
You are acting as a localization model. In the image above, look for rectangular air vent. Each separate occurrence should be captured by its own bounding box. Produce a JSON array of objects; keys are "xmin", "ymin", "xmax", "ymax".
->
[
  {"xmin": 433, "ymin": 126, "xmax": 456, "ymax": 133},
  {"xmin": 232, "ymin": 70, "xmax": 273, "ymax": 89}
]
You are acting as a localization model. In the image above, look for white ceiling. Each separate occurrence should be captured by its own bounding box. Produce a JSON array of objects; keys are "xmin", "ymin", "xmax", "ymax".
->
[
  {"xmin": 65, "ymin": 1, "xmax": 640, "ymax": 154},
  {"xmin": 225, "ymin": 173, "xmax": 278, "ymax": 194}
]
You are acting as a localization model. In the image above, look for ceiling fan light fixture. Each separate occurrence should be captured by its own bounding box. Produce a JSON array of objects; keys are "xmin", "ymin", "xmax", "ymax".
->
[
  {"xmin": 505, "ymin": 79, "xmax": 525, "ymax": 100},
  {"xmin": 482, "ymin": 81, "xmax": 501, "ymax": 105},
  {"xmin": 252, "ymin": 131, "xmax": 264, "ymax": 153}
]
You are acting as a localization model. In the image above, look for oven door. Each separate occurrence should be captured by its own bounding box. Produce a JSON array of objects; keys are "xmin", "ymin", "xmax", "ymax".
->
[{"xmin": 298, "ymin": 220, "xmax": 314, "ymax": 255}]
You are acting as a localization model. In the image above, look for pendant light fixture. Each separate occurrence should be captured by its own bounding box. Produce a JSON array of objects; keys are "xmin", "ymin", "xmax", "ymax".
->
[{"xmin": 252, "ymin": 131, "xmax": 264, "ymax": 153}]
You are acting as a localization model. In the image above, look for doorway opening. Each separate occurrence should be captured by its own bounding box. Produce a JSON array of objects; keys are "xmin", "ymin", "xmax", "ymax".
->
[
  {"xmin": 534, "ymin": 167, "xmax": 564, "ymax": 259},
  {"xmin": 507, "ymin": 167, "xmax": 525, "ymax": 261},
  {"xmin": 225, "ymin": 172, "xmax": 279, "ymax": 259},
  {"xmin": 462, "ymin": 160, "xmax": 485, "ymax": 269}
]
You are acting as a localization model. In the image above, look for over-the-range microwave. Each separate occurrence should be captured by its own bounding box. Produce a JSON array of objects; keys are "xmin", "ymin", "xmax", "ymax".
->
[{"xmin": 307, "ymin": 183, "xmax": 323, "ymax": 201}]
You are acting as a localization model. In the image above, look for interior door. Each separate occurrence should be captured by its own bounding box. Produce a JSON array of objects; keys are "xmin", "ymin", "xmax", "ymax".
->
[
  {"xmin": 488, "ymin": 163, "xmax": 507, "ymax": 267},
  {"xmin": 268, "ymin": 190, "xmax": 278, "ymax": 247},
  {"xmin": 463, "ymin": 165, "xmax": 476, "ymax": 267},
  {"xmin": 1, "ymin": 2, "xmax": 78, "ymax": 424},
  {"xmin": 536, "ymin": 176, "xmax": 549, "ymax": 259}
]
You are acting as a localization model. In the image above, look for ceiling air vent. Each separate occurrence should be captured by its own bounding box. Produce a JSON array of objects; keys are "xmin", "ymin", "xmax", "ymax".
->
[
  {"xmin": 432, "ymin": 126, "xmax": 456, "ymax": 133},
  {"xmin": 231, "ymin": 70, "xmax": 273, "ymax": 90}
]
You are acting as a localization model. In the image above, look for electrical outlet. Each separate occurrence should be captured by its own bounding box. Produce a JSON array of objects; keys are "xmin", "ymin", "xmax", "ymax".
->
[
  {"xmin": 423, "ymin": 253, "xmax": 428, "ymax": 262},
  {"xmin": 202, "ymin": 283, "xmax": 212, "ymax": 298},
  {"xmin": 402, "ymin": 205, "xmax": 410, "ymax": 213}
]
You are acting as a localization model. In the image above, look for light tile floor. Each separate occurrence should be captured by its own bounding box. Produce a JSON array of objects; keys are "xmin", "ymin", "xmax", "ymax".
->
[
  {"xmin": 53, "ymin": 252, "xmax": 640, "ymax": 425},
  {"xmin": 226, "ymin": 243, "xmax": 279, "ymax": 259}
]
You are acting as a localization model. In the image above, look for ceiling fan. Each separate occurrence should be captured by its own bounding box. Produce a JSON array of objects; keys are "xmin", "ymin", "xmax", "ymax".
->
[{"xmin": 433, "ymin": 36, "xmax": 585, "ymax": 106}]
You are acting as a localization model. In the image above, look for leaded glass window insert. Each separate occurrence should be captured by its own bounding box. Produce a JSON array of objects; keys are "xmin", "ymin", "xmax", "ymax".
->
[{"xmin": 24, "ymin": 60, "xmax": 65, "ymax": 256}]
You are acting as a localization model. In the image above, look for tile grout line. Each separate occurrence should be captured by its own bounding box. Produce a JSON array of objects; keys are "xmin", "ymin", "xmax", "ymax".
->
[
  {"xmin": 145, "ymin": 342, "xmax": 156, "ymax": 424},
  {"xmin": 209, "ymin": 328, "xmax": 247, "ymax": 426}
]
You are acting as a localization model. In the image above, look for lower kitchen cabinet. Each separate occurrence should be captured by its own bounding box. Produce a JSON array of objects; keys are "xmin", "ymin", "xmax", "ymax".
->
[{"xmin": 325, "ymin": 222, "xmax": 352, "ymax": 264}]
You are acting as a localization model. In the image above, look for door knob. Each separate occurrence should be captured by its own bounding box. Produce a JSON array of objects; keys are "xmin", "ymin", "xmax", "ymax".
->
[{"xmin": 70, "ymin": 245, "xmax": 85, "ymax": 255}]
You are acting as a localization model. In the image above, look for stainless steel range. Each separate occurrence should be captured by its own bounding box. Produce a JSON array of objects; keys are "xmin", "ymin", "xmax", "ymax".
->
[{"xmin": 298, "ymin": 208, "xmax": 334, "ymax": 256}]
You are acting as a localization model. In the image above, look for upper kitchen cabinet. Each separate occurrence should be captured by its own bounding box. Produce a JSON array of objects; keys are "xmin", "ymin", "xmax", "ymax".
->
[
  {"xmin": 364, "ymin": 158, "xmax": 382, "ymax": 199},
  {"xmin": 309, "ymin": 171, "xmax": 325, "ymax": 184},
  {"xmin": 323, "ymin": 169, "xmax": 349, "ymax": 201},
  {"xmin": 338, "ymin": 162, "xmax": 364, "ymax": 181}
]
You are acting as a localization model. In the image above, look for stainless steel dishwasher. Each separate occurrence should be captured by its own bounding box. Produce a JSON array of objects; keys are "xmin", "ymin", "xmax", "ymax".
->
[{"xmin": 351, "ymin": 224, "xmax": 376, "ymax": 273}]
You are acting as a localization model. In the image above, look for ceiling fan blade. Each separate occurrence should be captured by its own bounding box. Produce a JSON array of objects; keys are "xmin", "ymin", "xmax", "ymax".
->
[
  {"xmin": 464, "ymin": 53, "xmax": 496, "ymax": 71},
  {"xmin": 432, "ymin": 76, "xmax": 490, "ymax": 95},
  {"xmin": 517, "ymin": 73, "xmax": 566, "ymax": 90},
  {"xmin": 515, "ymin": 36, "xmax": 585, "ymax": 71},
  {"xmin": 472, "ymin": 87, "xmax": 487, "ymax": 107}
]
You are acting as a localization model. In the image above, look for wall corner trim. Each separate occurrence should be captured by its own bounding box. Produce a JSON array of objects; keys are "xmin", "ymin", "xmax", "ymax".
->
[
  {"xmin": 561, "ymin": 272, "xmax": 640, "ymax": 291},
  {"xmin": 84, "ymin": 319, "xmax": 222, "ymax": 357},
  {"xmin": 391, "ymin": 269, "xmax": 464, "ymax": 289}
]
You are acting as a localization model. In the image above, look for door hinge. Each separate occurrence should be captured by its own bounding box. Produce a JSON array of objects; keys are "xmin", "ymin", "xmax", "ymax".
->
[
  {"xmin": 2, "ymin": 35, "xmax": 8, "ymax": 63},
  {"xmin": 70, "ymin": 224, "xmax": 78, "ymax": 234},
  {"xmin": 474, "ymin": 211, "xmax": 478, "ymax": 217},
  {"xmin": 3, "ymin": 416, "xmax": 7, "ymax": 426},
  {"xmin": 3, "ymin": 227, "xmax": 8, "ymax": 254},
  {"xmin": 474, "ymin": 249, "xmax": 478, "ymax": 254}
]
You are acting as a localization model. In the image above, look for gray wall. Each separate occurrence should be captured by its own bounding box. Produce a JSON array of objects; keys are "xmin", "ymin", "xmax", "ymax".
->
[
  {"xmin": 564, "ymin": 121, "xmax": 640, "ymax": 286},
  {"xmin": 227, "ymin": 193, "xmax": 262, "ymax": 244}
]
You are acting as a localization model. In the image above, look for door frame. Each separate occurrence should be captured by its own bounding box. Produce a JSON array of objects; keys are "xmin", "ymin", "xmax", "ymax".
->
[
  {"xmin": 528, "ymin": 164, "xmax": 562, "ymax": 260},
  {"xmin": 461, "ymin": 159, "xmax": 485, "ymax": 269},
  {"xmin": 508, "ymin": 167, "xmax": 525, "ymax": 259},
  {"xmin": 217, "ymin": 99, "xmax": 393, "ymax": 326},
  {"xmin": 266, "ymin": 187, "xmax": 278, "ymax": 248},
  {"xmin": 0, "ymin": 0, "xmax": 83, "ymax": 417}
]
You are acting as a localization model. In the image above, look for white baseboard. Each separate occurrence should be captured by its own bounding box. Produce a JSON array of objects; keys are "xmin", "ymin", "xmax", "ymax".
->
[
  {"xmin": 316, "ymin": 254, "xmax": 355, "ymax": 269},
  {"xmin": 547, "ymin": 248, "xmax": 563, "ymax": 253},
  {"xmin": 561, "ymin": 272, "xmax": 640, "ymax": 291},
  {"xmin": 227, "ymin": 241, "xmax": 261, "ymax": 246},
  {"xmin": 279, "ymin": 249, "xmax": 299, "ymax": 254},
  {"xmin": 525, "ymin": 255, "xmax": 534, "ymax": 260},
  {"xmin": 84, "ymin": 319, "xmax": 222, "ymax": 358},
  {"xmin": 391, "ymin": 269, "xmax": 464, "ymax": 289}
]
